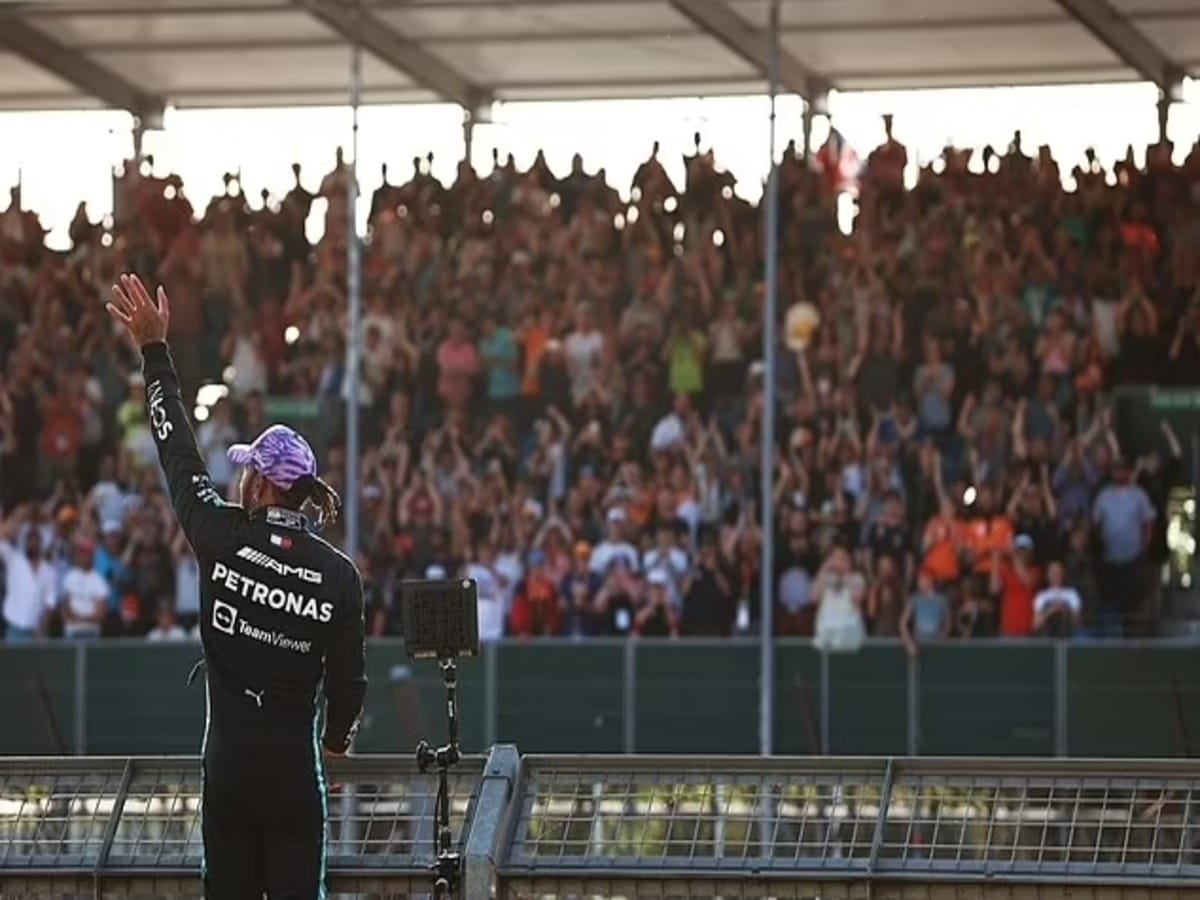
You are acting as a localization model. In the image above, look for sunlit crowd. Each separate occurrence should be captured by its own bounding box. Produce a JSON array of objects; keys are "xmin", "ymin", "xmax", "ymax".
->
[{"xmin": 1, "ymin": 120, "xmax": 1198, "ymax": 649}]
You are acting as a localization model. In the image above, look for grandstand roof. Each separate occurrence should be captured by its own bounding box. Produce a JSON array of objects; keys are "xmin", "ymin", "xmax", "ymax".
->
[{"xmin": 0, "ymin": 0, "xmax": 1196, "ymax": 117}]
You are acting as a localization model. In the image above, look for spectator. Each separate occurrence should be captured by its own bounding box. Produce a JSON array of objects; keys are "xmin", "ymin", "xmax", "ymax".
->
[
  {"xmin": 60, "ymin": 538, "xmax": 108, "ymax": 639},
  {"xmin": 681, "ymin": 534, "xmax": 736, "ymax": 636},
  {"xmin": 560, "ymin": 540, "xmax": 604, "ymax": 637},
  {"xmin": 467, "ymin": 539, "xmax": 506, "ymax": 643},
  {"xmin": 811, "ymin": 547, "xmax": 867, "ymax": 652},
  {"xmin": 636, "ymin": 568, "xmax": 678, "ymax": 637},
  {"xmin": 1033, "ymin": 561, "xmax": 1083, "ymax": 637},
  {"xmin": 589, "ymin": 507, "xmax": 639, "ymax": 575},
  {"xmin": 509, "ymin": 549, "xmax": 561, "ymax": 637},
  {"xmin": 1091, "ymin": 458, "xmax": 1155, "ymax": 636},
  {"xmin": 0, "ymin": 505, "xmax": 58, "ymax": 641},
  {"xmin": 901, "ymin": 569, "xmax": 951, "ymax": 655},
  {"xmin": 145, "ymin": 599, "xmax": 189, "ymax": 642},
  {"xmin": 990, "ymin": 535, "xmax": 1041, "ymax": 638}
]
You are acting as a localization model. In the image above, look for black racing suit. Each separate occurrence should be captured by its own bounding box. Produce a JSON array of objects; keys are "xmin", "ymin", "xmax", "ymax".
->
[{"xmin": 142, "ymin": 342, "xmax": 367, "ymax": 900}]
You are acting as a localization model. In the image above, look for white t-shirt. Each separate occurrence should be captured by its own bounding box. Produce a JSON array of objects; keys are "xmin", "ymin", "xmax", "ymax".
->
[
  {"xmin": 589, "ymin": 540, "xmax": 640, "ymax": 576},
  {"xmin": 88, "ymin": 480, "xmax": 134, "ymax": 529},
  {"xmin": 468, "ymin": 563, "xmax": 505, "ymax": 642},
  {"xmin": 0, "ymin": 541, "xmax": 58, "ymax": 631},
  {"xmin": 642, "ymin": 547, "xmax": 690, "ymax": 606},
  {"xmin": 1034, "ymin": 586, "xmax": 1083, "ymax": 616},
  {"xmin": 564, "ymin": 329, "xmax": 604, "ymax": 399},
  {"xmin": 493, "ymin": 552, "xmax": 524, "ymax": 620},
  {"xmin": 61, "ymin": 567, "xmax": 110, "ymax": 638},
  {"xmin": 650, "ymin": 413, "xmax": 685, "ymax": 452}
]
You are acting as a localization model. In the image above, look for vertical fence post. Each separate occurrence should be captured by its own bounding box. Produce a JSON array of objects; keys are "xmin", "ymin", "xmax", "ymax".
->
[
  {"xmin": 74, "ymin": 641, "xmax": 88, "ymax": 755},
  {"xmin": 623, "ymin": 639, "xmax": 636, "ymax": 754},
  {"xmin": 1054, "ymin": 641, "xmax": 1069, "ymax": 757},
  {"xmin": 484, "ymin": 640, "xmax": 498, "ymax": 748},
  {"xmin": 819, "ymin": 650, "xmax": 831, "ymax": 755},
  {"xmin": 906, "ymin": 650, "xmax": 919, "ymax": 756}
]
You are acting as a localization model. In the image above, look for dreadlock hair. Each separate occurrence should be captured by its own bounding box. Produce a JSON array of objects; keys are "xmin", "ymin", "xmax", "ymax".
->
[{"xmin": 282, "ymin": 474, "xmax": 342, "ymax": 529}]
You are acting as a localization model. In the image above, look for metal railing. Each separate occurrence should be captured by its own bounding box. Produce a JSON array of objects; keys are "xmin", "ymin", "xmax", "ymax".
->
[{"xmin": 2, "ymin": 751, "xmax": 1199, "ymax": 898}]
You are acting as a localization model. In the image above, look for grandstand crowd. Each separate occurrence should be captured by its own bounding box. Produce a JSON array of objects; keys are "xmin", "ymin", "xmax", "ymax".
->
[{"xmin": 1, "ymin": 121, "xmax": 1198, "ymax": 651}]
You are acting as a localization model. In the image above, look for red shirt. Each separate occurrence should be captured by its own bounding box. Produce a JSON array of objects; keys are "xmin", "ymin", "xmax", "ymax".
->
[
  {"xmin": 510, "ymin": 574, "xmax": 561, "ymax": 637},
  {"xmin": 996, "ymin": 562, "xmax": 1040, "ymax": 637}
]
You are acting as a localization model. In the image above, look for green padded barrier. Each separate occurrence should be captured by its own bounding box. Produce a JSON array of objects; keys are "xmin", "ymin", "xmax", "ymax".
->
[
  {"xmin": 496, "ymin": 642, "xmax": 624, "ymax": 752},
  {"xmin": 355, "ymin": 640, "xmax": 485, "ymax": 754},
  {"xmin": 828, "ymin": 644, "xmax": 909, "ymax": 755},
  {"xmin": 85, "ymin": 642, "xmax": 204, "ymax": 754},
  {"xmin": 635, "ymin": 642, "xmax": 758, "ymax": 754},
  {"xmin": 1067, "ymin": 644, "xmax": 1200, "ymax": 758},
  {"xmin": 773, "ymin": 642, "xmax": 822, "ymax": 755},
  {"xmin": 0, "ymin": 645, "xmax": 76, "ymax": 754},
  {"xmin": 918, "ymin": 644, "xmax": 1055, "ymax": 755}
]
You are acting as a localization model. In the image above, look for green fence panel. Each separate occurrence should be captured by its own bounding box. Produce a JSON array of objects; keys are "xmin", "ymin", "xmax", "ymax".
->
[
  {"xmin": 496, "ymin": 642, "xmax": 624, "ymax": 752},
  {"xmin": 1068, "ymin": 644, "xmax": 1200, "ymax": 757},
  {"xmin": 0, "ymin": 644, "xmax": 76, "ymax": 755},
  {"xmin": 635, "ymin": 642, "xmax": 759, "ymax": 754},
  {"xmin": 353, "ymin": 640, "xmax": 486, "ymax": 754},
  {"xmin": 85, "ymin": 643, "xmax": 204, "ymax": 754},
  {"xmin": 828, "ymin": 645, "xmax": 909, "ymax": 755},
  {"xmin": 774, "ymin": 642, "xmax": 822, "ymax": 755},
  {"xmin": 919, "ymin": 644, "xmax": 1055, "ymax": 756}
]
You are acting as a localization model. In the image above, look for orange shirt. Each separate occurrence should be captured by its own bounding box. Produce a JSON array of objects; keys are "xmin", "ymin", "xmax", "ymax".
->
[
  {"xmin": 520, "ymin": 327, "xmax": 549, "ymax": 396},
  {"xmin": 921, "ymin": 515, "xmax": 961, "ymax": 583},
  {"xmin": 963, "ymin": 514, "xmax": 1015, "ymax": 572}
]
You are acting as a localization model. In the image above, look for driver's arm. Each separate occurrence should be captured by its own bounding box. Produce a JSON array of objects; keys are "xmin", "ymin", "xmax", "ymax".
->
[
  {"xmin": 322, "ymin": 564, "xmax": 367, "ymax": 754},
  {"xmin": 141, "ymin": 341, "xmax": 236, "ymax": 557}
]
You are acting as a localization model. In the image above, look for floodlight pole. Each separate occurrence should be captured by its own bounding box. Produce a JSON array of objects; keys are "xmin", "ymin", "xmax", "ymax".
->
[
  {"xmin": 759, "ymin": 0, "xmax": 780, "ymax": 762},
  {"xmin": 345, "ymin": 41, "xmax": 362, "ymax": 563}
]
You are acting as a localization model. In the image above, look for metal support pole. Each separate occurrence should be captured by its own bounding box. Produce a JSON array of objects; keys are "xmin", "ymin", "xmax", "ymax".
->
[
  {"xmin": 131, "ymin": 119, "xmax": 145, "ymax": 164},
  {"xmin": 801, "ymin": 102, "xmax": 814, "ymax": 161},
  {"xmin": 819, "ymin": 650, "xmax": 831, "ymax": 755},
  {"xmin": 906, "ymin": 650, "xmax": 919, "ymax": 756},
  {"xmin": 623, "ymin": 638, "xmax": 637, "ymax": 753},
  {"xmin": 484, "ymin": 640, "xmax": 498, "ymax": 747},
  {"xmin": 1054, "ymin": 641, "xmax": 1069, "ymax": 757},
  {"xmin": 1157, "ymin": 93, "xmax": 1170, "ymax": 143},
  {"xmin": 74, "ymin": 642, "xmax": 87, "ymax": 755},
  {"xmin": 345, "ymin": 43, "xmax": 362, "ymax": 562},
  {"xmin": 758, "ymin": 0, "xmax": 781, "ymax": 762},
  {"xmin": 463, "ymin": 110, "xmax": 475, "ymax": 164},
  {"xmin": 339, "ymin": 40, "xmax": 363, "ymax": 859}
]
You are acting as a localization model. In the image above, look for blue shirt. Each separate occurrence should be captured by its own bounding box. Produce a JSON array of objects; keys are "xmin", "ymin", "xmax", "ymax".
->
[
  {"xmin": 479, "ymin": 328, "xmax": 520, "ymax": 400},
  {"xmin": 910, "ymin": 591, "xmax": 948, "ymax": 642},
  {"xmin": 1091, "ymin": 484, "xmax": 1154, "ymax": 564},
  {"xmin": 94, "ymin": 546, "xmax": 127, "ymax": 614}
]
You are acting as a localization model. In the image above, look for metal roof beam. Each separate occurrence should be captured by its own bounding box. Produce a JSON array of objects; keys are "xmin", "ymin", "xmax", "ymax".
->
[
  {"xmin": 1053, "ymin": 0, "xmax": 1184, "ymax": 99},
  {"xmin": 296, "ymin": 0, "xmax": 492, "ymax": 112},
  {"xmin": 0, "ymin": 15, "xmax": 165, "ymax": 121},
  {"xmin": 669, "ymin": 0, "xmax": 831, "ymax": 104}
]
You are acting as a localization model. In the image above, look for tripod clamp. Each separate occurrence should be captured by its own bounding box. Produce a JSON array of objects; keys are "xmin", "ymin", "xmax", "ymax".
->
[{"xmin": 415, "ymin": 657, "xmax": 462, "ymax": 898}]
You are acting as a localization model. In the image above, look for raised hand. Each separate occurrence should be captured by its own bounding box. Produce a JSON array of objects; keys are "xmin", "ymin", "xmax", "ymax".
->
[{"xmin": 107, "ymin": 273, "xmax": 170, "ymax": 347}]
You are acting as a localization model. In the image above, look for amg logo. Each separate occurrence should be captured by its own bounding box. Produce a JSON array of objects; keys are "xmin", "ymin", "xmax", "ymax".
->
[{"xmin": 236, "ymin": 546, "xmax": 323, "ymax": 584}]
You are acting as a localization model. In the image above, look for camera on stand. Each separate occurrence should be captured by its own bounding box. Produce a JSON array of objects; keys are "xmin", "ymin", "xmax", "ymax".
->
[{"xmin": 400, "ymin": 577, "xmax": 480, "ymax": 899}]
